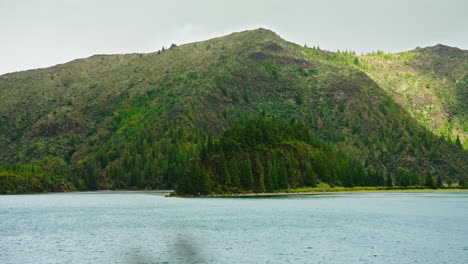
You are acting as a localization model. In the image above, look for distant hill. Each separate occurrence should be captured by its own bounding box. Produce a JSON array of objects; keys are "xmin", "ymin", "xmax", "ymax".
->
[{"xmin": 0, "ymin": 28, "xmax": 466, "ymax": 193}]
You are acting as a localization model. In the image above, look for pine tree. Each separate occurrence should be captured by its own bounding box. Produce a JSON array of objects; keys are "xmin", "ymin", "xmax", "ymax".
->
[
  {"xmin": 85, "ymin": 161, "xmax": 99, "ymax": 190},
  {"xmin": 199, "ymin": 170, "xmax": 212, "ymax": 194},
  {"xmin": 436, "ymin": 175, "xmax": 443, "ymax": 188},
  {"xmin": 424, "ymin": 173, "xmax": 436, "ymax": 189},
  {"xmin": 278, "ymin": 159, "xmax": 289, "ymax": 189},
  {"xmin": 254, "ymin": 154, "xmax": 266, "ymax": 192},
  {"xmin": 458, "ymin": 176, "xmax": 467, "ymax": 189},
  {"xmin": 386, "ymin": 174, "xmax": 393, "ymax": 187},
  {"xmin": 263, "ymin": 173, "xmax": 272, "ymax": 193},
  {"xmin": 189, "ymin": 163, "xmax": 212, "ymax": 195},
  {"xmin": 376, "ymin": 171, "xmax": 385, "ymax": 186},
  {"xmin": 265, "ymin": 157, "xmax": 275, "ymax": 192},
  {"xmin": 240, "ymin": 154, "xmax": 254, "ymax": 190},
  {"xmin": 220, "ymin": 157, "xmax": 231, "ymax": 186},
  {"xmin": 304, "ymin": 163, "xmax": 317, "ymax": 187},
  {"xmin": 229, "ymin": 160, "xmax": 241, "ymax": 188}
]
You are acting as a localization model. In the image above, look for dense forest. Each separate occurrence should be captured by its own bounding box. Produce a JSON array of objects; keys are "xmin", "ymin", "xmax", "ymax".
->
[{"xmin": 175, "ymin": 118, "xmax": 464, "ymax": 195}]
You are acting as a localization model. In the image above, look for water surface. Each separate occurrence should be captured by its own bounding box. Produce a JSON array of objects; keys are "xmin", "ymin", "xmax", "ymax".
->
[{"xmin": 1, "ymin": 191, "xmax": 467, "ymax": 263}]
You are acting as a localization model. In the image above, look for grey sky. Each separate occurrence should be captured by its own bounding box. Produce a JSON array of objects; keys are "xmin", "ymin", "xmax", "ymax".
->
[{"xmin": 1, "ymin": 0, "xmax": 467, "ymax": 75}]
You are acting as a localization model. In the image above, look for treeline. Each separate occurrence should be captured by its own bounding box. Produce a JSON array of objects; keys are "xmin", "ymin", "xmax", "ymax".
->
[
  {"xmin": 177, "ymin": 142, "xmax": 388, "ymax": 195},
  {"xmin": 176, "ymin": 119, "xmax": 371, "ymax": 195},
  {"xmin": 176, "ymin": 118, "xmax": 468, "ymax": 195}
]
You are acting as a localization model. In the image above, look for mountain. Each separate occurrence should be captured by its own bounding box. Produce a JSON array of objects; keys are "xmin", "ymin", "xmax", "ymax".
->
[{"xmin": 0, "ymin": 28, "xmax": 466, "ymax": 193}]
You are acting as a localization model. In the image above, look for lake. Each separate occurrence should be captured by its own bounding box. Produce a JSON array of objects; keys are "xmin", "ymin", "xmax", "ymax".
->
[{"xmin": 1, "ymin": 191, "xmax": 467, "ymax": 263}]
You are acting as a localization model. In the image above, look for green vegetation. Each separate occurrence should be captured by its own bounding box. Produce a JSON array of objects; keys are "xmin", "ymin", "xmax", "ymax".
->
[
  {"xmin": 194, "ymin": 183, "xmax": 468, "ymax": 197},
  {"xmin": 0, "ymin": 28, "xmax": 466, "ymax": 194},
  {"xmin": 359, "ymin": 45, "xmax": 468, "ymax": 148},
  {"xmin": 0, "ymin": 158, "xmax": 76, "ymax": 193},
  {"xmin": 176, "ymin": 118, "xmax": 373, "ymax": 195},
  {"xmin": 175, "ymin": 118, "xmax": 466, "ymax": 195},
  {"xmin": 287, "ymin": 183, "xmax": 446, "ymax": 193}
]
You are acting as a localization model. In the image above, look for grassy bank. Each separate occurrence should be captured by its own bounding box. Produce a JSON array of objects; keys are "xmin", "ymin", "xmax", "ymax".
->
[
  {"xmin": 288, "ymin": 183, "xmax": 465, "ymax": 193},
  {"xmin": 171, "ymin": 183, "xmax": 466, "ymax": 197}
]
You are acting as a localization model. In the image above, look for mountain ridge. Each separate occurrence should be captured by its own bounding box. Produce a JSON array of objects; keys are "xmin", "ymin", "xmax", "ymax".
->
[{"xmin": 2, "ymin": 28, "xmax": 466, "ymax": 77}]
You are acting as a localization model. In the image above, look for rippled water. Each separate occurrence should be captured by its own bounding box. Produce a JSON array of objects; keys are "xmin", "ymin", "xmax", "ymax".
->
[{"xmin": 1, "ymin": 191, "xmax": 467, "ymax": 264}]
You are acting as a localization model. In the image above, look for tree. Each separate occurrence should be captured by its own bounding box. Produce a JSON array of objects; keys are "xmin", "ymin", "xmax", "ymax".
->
[
  {"xmin": 240, "ymin": 155, "xmax": 254, "ymax": 190},
  {"xmin": 459, "ymin": 177, "xmax": 467, "ymax": 189},
  {"xmin": 424, "ymin": 173, "xmax": 436, "ymax": 189},
  {"xmin": 386, "ymin": 174, "xmax": 393, "ymax": 187},
  {"xmin": 265, "ymin": 155, "xmax": 276, "ymax": 192},
  {"xmin": 219, "ymin": 157, "xmax": 231, "ymax": 186},
  {"xmin": 353, "ymin": 57, "xmax": 360, "ymax": 66},
  {"xmin": 177, "ymin": 163, "xmax": 197, "ymax": 195},
  {"xmin": 190, "ymin": 163, "xmax": 211, "ymax": 195},
  {"xmin": 304, "ymin": 163, "xmax": 317, "ymax": 187},
  {"xmin": 455, "ymin": 135, "xmax": 462, "ymax": 149},
  {"xmin": 376, "ymin": 171, "xmax": 385, "ymax": 186},
  {"xmin": 229, "ymin": 160, "xmax": 241, "ymax": 188},
  {"xmin": 254, "ymin": 154, "xmax": 266, "ymax": 192},
  {"xmin": 278, "ymin": 159, "xmax": 289, "ymax": 189},
  {"xmin": 436, "ymin": 175, "xmax": 443, "ymax": 188},
  {"xmin": 198, "ymin": 169, "xmax": 212, "ymax": 194},
  {"xmin": 84, "ymin": 161, "xmax": 99, "ymax": 190}
]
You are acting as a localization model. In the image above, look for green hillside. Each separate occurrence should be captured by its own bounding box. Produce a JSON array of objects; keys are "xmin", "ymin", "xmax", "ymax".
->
[
  {"xmin": 0, "ymin": 28, "xmax": 466, "ymax": 193},
  {"xmin": 359, "ymin": 45, "xmax": 467, "ymax": 147}
]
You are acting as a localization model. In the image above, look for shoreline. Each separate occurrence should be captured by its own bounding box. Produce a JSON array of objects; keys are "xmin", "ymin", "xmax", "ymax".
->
[
  {"xmin": 1, "ymin": 189, "xmax": 174, "ymax": 196},
  {"xmin": 3, "ymin": 188, "xmax": 465, "ymax": 196},
  {"xmin": 172, "ymin": 188, "xmax": 467, "ymax": 198}
]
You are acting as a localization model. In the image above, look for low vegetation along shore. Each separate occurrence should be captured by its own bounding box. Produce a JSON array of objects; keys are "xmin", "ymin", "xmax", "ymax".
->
[{"xmin": 171, "ymin": 183, "xmax": 467, "ymax": 197}]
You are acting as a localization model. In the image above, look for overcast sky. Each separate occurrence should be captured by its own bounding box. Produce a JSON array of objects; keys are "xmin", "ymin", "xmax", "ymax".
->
[{"xmin": 1, "ymin": 0, "xmax": 467, "ymax": 75}]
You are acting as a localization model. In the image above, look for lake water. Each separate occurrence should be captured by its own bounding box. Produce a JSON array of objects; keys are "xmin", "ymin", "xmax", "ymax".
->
[{"xmin": 1, "ymin": 191, "xmax": 467, "ymax": 264}]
